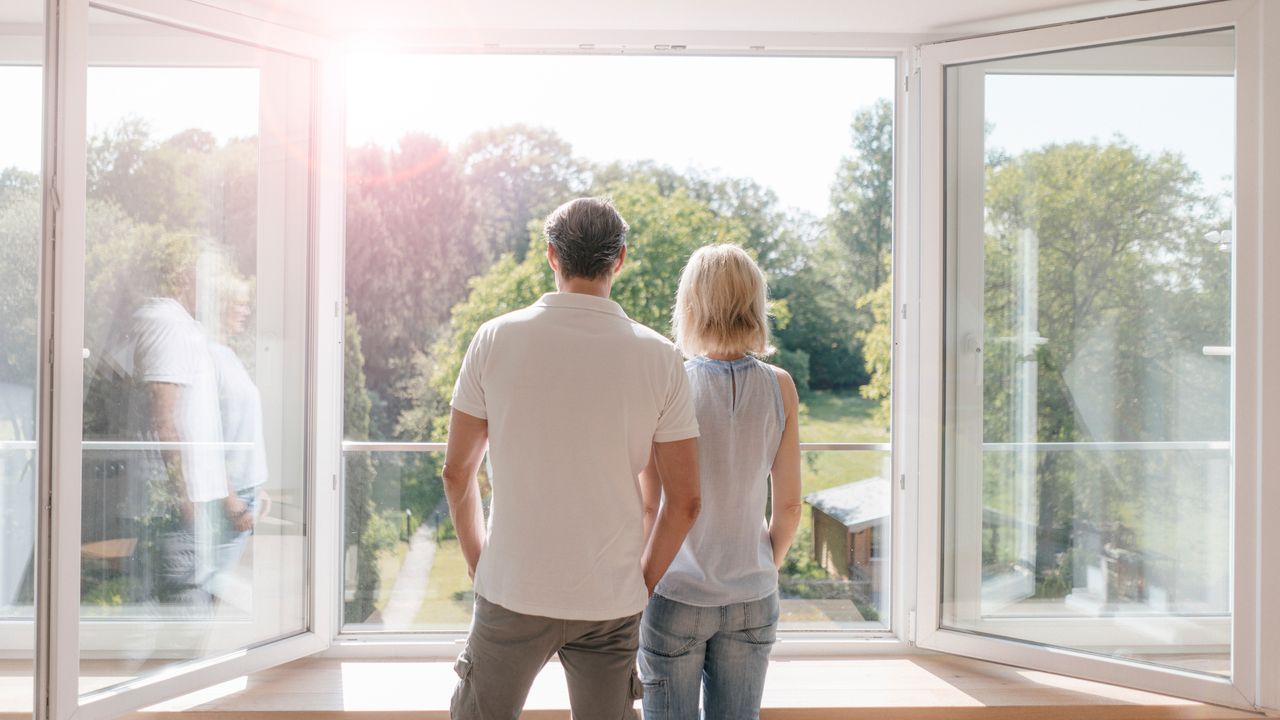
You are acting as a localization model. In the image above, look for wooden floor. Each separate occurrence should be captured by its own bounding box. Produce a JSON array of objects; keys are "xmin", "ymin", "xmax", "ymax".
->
[
  {"xmin": 3, "ymin": 654, "xmax": 1270, "ymax": 719},
  {"xmin": 131, "ymin": 654, "xmax": 1269, "ymax": 719}
]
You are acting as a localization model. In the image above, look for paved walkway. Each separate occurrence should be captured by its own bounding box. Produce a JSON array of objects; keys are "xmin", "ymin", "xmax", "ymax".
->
[{"xmin": 379, "ymin": 512, "xmax": 442, "ymax": 629}]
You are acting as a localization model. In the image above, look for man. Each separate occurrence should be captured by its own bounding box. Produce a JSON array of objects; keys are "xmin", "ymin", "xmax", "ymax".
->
[
  {"xmin": 443, "ymin": 197, "xmax": 702, "ymax": 719},
  {"xmin": 123, "ymin": 269, "xmax": 228, "ymax": 608}
]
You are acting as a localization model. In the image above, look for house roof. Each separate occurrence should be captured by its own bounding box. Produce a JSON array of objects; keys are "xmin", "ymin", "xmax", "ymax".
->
[{"xmin": 804, "ymin": 477, "xmax": 890, "ymax": 532}]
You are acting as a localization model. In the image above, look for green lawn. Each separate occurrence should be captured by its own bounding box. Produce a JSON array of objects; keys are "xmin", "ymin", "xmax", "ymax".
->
[
  {"xmin": 375, "ymin": 542, "xmax": 409, "ymax": 614},
  {"xmin": 798, "ymin": 390, "xmax": 889, "ymax": 496},
  {"xmin": 413, "ymin": 538, "xmax": 475, "ymax": 629},
  {"xmin": 798, "ymin": 390, "xmax": 888, "ymax": 443}
]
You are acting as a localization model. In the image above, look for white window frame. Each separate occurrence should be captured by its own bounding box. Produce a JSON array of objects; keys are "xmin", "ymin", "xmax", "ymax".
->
[
  {"xmin": 911, "ymin": 0, "xmax": 1271, "ymax": 710},
  {"xmin": 17, "ymin": 0, "xmax": 1278, "ymax": 715},
  {"xmin": 32, "ymin": 0, "xmax": 345, "ymax": 717}
]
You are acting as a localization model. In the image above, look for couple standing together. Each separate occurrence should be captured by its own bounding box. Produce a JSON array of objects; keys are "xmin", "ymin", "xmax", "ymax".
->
[{"xmin": 442, "ymin": 196, "xmax": 802, "ymax": 719}]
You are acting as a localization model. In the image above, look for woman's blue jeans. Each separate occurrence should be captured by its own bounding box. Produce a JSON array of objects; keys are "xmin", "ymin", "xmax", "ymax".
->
[{"xmin": 638, "ymin": 592, "xmax": 779, "ymax": 720}]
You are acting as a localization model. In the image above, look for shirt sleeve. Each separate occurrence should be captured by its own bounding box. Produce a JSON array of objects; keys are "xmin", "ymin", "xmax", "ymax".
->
[
  {"xmin": 653, "ymin": 350, "xmax": 699, "ymax": 443},
  {"xmin": 133, "ymin": 315, "xmax": 195, "ymax": 385},
  {"xmin": 450, "ymin": 324, "xmax": 489, "ymax": 420}
]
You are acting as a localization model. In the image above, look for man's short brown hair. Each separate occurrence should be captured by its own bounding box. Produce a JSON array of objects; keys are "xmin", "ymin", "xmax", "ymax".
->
[{"xmin": 542, "ymin": 197, "xmax": 630, "ymax": 280}]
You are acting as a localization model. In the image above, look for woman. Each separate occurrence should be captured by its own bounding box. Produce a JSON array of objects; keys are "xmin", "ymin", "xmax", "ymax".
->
[
  {"xmin": 207, "ymin": 275, "xmax": 271, "ymax": 602},
  {"xmin": 639, "ymin": 244, "xmax": 802, "ymax": 720}
]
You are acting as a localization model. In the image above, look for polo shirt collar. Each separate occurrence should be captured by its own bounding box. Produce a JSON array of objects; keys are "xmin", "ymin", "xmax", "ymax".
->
[{"xmin": 535, "ymin": 292, "xmax": 629, "ymax": 318}]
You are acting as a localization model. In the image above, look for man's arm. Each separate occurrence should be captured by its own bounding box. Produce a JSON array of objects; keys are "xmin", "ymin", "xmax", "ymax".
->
[
  {"xmin": 441, "ymin": 408, "xmax": 489, "ymax": 579},
  {"xmin": 768, "ymin": 368, "xmax": 803, "ymax": 568},
  {"xmin": 148, "ymin": 382, "xmax": 192, "ymax": 521},
  {"xmin": 639, "ymin": 445, "xmax": 661, "ymax": 545},
  {"xmin": 640, "ymin": 437, "xmax": 700, "ymax": 595}
]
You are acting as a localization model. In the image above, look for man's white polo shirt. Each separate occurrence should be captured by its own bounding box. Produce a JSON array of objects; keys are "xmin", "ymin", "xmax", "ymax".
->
[{"xmin": 451, "ymin": 291, "xmax": 699, "ymax": 621}]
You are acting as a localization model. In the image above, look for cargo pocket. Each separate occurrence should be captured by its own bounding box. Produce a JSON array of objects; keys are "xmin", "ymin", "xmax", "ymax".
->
[{"xmin": 450, "ymin": 653, "xmax": 478, "ymax": 719}]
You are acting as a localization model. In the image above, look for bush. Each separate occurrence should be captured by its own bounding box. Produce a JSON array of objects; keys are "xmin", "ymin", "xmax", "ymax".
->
[
  {"xmin": 436, "ymin": 515, "xmax": 456, "ymax": 542},
  {"xmin": 365, "ymin": 511, "xmax": 402, "ymax": 554},
  {"xmin": 771, "ymin": 347, "xmax": 811, "ymax": 396}
]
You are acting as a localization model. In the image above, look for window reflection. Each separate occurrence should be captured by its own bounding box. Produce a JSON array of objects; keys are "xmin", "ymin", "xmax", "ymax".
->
[
  {"xmin": 79, "ymin": 8, "xmax": 310, "ymax": 693},
  {"xmin": 0, "ymin": 1, "xmax": 43, "ymax": 714},
  {"xmin": 943, "ymin": 29, "xmax": 1235, "ymax": 676}
]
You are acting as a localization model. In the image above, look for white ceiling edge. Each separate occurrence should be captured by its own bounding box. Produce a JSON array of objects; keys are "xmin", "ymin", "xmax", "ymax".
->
[
  {"xmin": 187, "ymin": 0, "xmax": 1208, "ymax": 48},
  {"xmin": 340, "ymin": 29, "xmax": 945, "ymax": 54},
  {"xmin": 935, "ymin": 0, "xmax": 1209, "ymax": 35}
]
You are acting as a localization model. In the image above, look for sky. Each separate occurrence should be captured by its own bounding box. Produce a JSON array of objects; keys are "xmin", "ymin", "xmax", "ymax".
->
[
  {"xmin": 0, "ymin": 55, "xmax": 1235, "ymax": 218},
  {"xmin": 985, "ymin": 73, "xmax": 1235, "ymax": 199},
  {"xmin": 345, "ymin": 54, "xmax": 895, "ymax": 218}
]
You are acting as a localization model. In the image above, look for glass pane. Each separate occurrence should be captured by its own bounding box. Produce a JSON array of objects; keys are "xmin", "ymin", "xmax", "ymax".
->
[
  {"xmin": 783, "ymin": 450, "xmax": 890, "ymax": 629},
  {"xmin": 942, "ymin": 29, "xmax": 1235, "ymax": 676},
  {"xmin": 342, "ymin": 55, "xmax": 895, "ymax": 632},
  {"xmin": 0, "ymin": 0, "xmax": 43, "ymax": 713},
  {"xmin": 80, "ymin": 9, "xmax": 311, "ymax": 695},
  {"xmin": 341, "ymin": 450, "xmax": 473, "ymax": 632}
]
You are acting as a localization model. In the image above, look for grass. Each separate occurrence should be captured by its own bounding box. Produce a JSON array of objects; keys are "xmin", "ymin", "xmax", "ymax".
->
[
  {"xmin": 412, "ymin": 538, "xmax": 475, "ymax": 629},
  {"xmin": 797, "ymin": 390, "xmax": 890, "ymax": 496},
  {"xmin": 375, "ymin": 541, "xmax": 409, "ymax": 613},
  {"xmin": 798, "ymin": 391, "xmax": 888, "ymax": 444}
]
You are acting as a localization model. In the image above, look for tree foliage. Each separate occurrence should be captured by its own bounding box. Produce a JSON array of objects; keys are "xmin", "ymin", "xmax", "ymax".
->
[{"xmin": 980, "ymin": 139, "xmax": 1229, "ymax": 599}]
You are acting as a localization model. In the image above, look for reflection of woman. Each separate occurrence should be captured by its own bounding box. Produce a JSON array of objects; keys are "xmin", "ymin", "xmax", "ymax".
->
[
  {"xmin": 208, "ymin": 277, "xmax": 270, "ymax": 600},
  {"xmin": 638, "ymin": 245, "xmax": 802, "ymax": 720}
]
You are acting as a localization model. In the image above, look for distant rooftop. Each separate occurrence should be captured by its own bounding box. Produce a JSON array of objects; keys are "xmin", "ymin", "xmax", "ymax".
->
[{"xmin": 805, "ymin": 477, "xmax": 890, "ymax": 531}]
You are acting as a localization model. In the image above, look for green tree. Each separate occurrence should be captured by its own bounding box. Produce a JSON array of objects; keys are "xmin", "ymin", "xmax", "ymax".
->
[
  {"xmin": 0, "ymin": 170, "xmax": 40, "ymax": 388},
  {"xmin": 406, "ymin": 174, "xmax": 758, "ymax": 440},
  {"xmin": 462, "ymin": 124, "xmax": 586, "ymax": 261},
  {"xmin": 88, "ymin": 119, "xmax": 222, "ymax": 233},
  {"xmin": 827, "ymin": 98, "xmax": 894, "ymax": 297},
  {"xmin": 342, "ymin": 310, "xmax": 384, "ymax": 624},
  {"xmin": 777, "ymin": 99, "xmax": 895, "ymax": 391},
  {"xmin": 981, "ymin": 140, "xmax": 1228, "ymax": 596},
  {"xmin": 856, "ymin": 268, "xmax": 892, "ymax": 428},
  {"xmin": 345, "ymin": 134, "xmax": 483, "ymax": 436}
]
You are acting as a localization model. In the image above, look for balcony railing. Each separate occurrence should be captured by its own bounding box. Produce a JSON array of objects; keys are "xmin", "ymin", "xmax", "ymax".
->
[{"xmin": 342, "ymin": 441, "xmax": 891, "ymax": 453}]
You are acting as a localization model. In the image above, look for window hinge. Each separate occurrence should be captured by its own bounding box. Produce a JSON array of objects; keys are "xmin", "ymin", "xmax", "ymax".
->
[
  {"xmin": 332, "ymin": 474, "xmax": 338, "ymax": 491},
  {"xmin": 49, "ymin": 174, "xmax": 62, "ymax": 213},
  {"xmin": 901, "ymin": 303, "xmax": 907, "ymax": 320},
  {"xmin": 904, "ymin": 72, "xmax": 909, "ymax": 93},
  {"xmin": 900, "ymin": 473, "xmax": 906, "ymax": 490},
  {"xmin": 908, "ymin": 609, "xmax": 917, "ymax": 644}
]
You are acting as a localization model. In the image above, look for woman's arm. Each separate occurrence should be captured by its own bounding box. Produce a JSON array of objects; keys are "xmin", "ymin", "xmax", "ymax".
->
[{"xmin": 768, "ymin": 366, "xmax": 803, "ymax": 568}]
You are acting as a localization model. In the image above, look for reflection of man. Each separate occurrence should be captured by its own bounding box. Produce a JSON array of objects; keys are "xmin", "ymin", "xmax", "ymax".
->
[
  {"xmin": 129, "ymin": 287, "xmax": 226, "ymax": 605},
  {"xmin": 444, "ymin": 197, "xmax": 702, "ymax": 719}
]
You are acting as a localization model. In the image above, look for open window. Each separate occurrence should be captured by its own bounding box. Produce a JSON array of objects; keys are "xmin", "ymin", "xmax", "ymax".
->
[
  {"xmin": 914, "ymin": 0, "xmax": 1261, "ymax": 708},
  {"xmin": 336, "ymin": 52, "xmax": 902, "ymax": 641},
  {"xmin": 31, "ymin": 1, "xmax": 344, "ymax": 717}
]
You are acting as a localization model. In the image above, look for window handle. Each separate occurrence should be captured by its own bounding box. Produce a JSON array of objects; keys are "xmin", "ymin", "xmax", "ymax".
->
[{"xmin": 962, "ymin": 332, "xmax": 983, "ymax": 385}]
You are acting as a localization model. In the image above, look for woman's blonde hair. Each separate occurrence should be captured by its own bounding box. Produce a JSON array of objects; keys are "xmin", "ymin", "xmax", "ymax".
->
[{"xmin": 673, "ymin": 244, "xmax": 771, "ymax": 358}]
